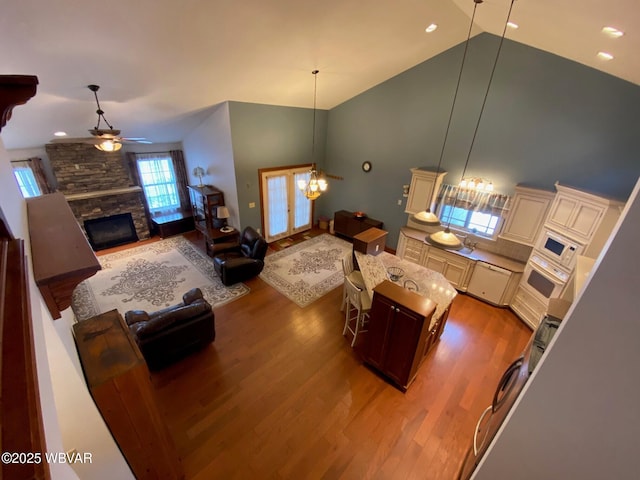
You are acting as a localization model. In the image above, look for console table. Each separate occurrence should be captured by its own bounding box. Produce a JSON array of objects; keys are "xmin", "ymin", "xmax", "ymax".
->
[
  {"xmin": 73, "ymin": 310, "xmax": 183, "ymax": 479},
  {"xmin": 333, "ymin": 210, "xmax": 383, "ymax": 240}
]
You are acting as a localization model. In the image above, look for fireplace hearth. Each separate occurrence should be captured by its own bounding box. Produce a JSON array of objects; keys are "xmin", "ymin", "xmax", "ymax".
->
[{"xmin": 84, "ymin": 213, "xmax": 139, "ymax": 251}]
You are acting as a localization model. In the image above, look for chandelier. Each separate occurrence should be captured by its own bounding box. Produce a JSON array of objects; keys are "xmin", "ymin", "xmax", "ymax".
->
[
  {"xmin": 297, "ymin": 70, "xmax": 328, "ymax": 200},
  {"xmin": 459, "ymin": 177, "xmax": 494, "ymax": 192},
  {"xmin": 298, "ymin": 163, "xmax": 328, "ymax": 200}
]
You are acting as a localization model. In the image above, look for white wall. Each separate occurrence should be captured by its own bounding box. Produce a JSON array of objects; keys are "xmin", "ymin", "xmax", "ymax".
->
[
  {"xmin": 0, "ymin": 138, "xmax": 133, "ymax": 479},
  {"xmin": 183, "ymin": 102, "xmax": 240, "ymax": 227},
  {"xmin": 473, "ymin": 177, "xmax": 640, "ymax": 479}
]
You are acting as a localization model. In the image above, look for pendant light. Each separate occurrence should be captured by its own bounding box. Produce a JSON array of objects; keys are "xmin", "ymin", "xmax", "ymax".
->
[
  {"xmin": 413, "ymin": 0, "xmax": 483, "ymax": 227},
  {"xmin": 297, "ymin": 70, "xmax": 328, "ymax": 200},
  {"xmin": 428, "ymin": 0, "xmax": 515, "ymax": 250}
]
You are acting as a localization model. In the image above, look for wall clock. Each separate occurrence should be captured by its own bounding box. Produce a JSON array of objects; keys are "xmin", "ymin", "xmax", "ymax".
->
[{"xmin": 362, "ymin": 161, "xmax": 372, "ymax": 173}]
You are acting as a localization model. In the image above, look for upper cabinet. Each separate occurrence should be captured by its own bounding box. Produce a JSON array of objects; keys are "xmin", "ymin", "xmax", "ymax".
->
[
  {"xmin": 545, "ymin": 183, "xmax": 624, "ymax": 255},
  {"xmin": 405, "ymin": 168, "xmax": 447, "ymax": 215},
  {"xmin": 499, "ymin": 185, "xmax": 555, "ymax": 246}
]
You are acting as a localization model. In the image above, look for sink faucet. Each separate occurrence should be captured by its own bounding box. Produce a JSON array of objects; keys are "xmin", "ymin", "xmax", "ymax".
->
[{"xmin": 464, "ymin": 236, "xmax": 478, "ymax": 251}]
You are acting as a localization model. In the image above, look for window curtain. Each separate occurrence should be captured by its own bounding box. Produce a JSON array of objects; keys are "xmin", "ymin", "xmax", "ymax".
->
[
  {"xmin": 169, "ymin": 150, "xmax": 190, "ymax": 211},
  {"xmin": 435, "ymin": 184, "xmax": 511, "ymax": 217},
  {"xmin": 126, "ymin": 151, "xmax": 153, "ymax": 222}
]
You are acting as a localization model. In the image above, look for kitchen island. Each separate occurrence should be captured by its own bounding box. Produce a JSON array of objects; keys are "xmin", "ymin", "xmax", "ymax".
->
[{"xmin": 354, "ymin": 250, "xmax": 457, "ymax": 391}]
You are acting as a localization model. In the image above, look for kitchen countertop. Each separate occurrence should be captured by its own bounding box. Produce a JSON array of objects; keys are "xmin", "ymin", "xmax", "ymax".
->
[
  {"xmin": 354, "ymin": 250, "xmax": 457, "ymax": 324},
  {"xmin": 401, "ymin": 227, "xmax": 526, "ymax": 273}
]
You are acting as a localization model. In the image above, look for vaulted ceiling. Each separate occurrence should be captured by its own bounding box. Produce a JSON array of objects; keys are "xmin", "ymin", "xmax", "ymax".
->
[{"xmin": 1, "ymin": 0, "xmax": 637, "ymax": 149}]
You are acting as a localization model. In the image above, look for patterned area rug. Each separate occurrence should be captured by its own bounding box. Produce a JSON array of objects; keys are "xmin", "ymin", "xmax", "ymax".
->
[
  {"xmin": 260, "ymin": 233, "xmax": 352, "ymax": 307},
  {"xmin": 71, "ymin": 237, "xmax": 249, "ymax": 321}
]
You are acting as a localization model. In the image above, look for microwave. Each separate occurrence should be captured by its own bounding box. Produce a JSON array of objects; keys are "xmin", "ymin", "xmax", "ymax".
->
[{"xmin": 534, "ymin": 229, "xmax": 584, "ymax": 268}]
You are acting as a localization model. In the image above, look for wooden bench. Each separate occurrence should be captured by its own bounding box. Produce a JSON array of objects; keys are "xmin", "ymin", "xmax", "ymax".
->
[{"xmin": 151, "ymin": 210, "xmax": 195, "ymax": 238}]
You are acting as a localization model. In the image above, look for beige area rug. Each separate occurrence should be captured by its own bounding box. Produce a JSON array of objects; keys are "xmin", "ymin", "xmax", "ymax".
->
[
  {"xmin": 71, "ymin": 236, "xmax": 249, "ymax": 321},
  {"xmin": 259, "ymin": 233, "xmax": 353, "ymax": 307}
]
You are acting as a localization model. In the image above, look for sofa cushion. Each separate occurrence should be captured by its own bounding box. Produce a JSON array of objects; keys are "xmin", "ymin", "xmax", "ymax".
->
[
  {"xmin": 125, "ymin": 310, "xmax": 151, "ymax": 326},
  {"xmin": 182, "ymin": 287, "xmax": 204, "ymax": 305}
]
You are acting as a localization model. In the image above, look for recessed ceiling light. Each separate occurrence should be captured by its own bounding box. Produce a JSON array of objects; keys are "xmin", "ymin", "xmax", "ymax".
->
[
  {"xmin": 597, "ymin": 51, "xmax": 614, "ymax": 61},
  {"xmin": 425, "ymin": 24, "xmax": 438, "ymax": 33},
  {"xmin": 54, "ymin": 131, "xmax": 67, "ymax": 137},
  {"xmin": 602, "ymin": 26, "xmax": 624, "ymax": 38},
  {"xmin": 507, "ymin": 22, "xmax": 519, "ymax": 29}
]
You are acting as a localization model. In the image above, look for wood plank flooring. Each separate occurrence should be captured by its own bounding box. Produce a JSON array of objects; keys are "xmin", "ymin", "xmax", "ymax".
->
[{"xmin": 105, "ymin": 231, "xmax": 532, "ymax": 479}]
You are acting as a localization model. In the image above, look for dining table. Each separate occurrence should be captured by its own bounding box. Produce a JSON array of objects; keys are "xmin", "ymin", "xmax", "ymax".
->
[{"xmin": 353, "ymin": 250, "xmax": 457, "ymax": 325}]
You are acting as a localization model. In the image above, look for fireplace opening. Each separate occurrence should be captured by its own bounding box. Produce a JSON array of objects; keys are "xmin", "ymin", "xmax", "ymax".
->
[{"xmin": 84, "ymin": 213, "xmax": 139, "ymax": 251}]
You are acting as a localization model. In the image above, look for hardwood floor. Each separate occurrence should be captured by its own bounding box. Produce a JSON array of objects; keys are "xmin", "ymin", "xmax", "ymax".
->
[{"xmin": 106, "ymin": 232, "xmax": 532, "ymax": 479}]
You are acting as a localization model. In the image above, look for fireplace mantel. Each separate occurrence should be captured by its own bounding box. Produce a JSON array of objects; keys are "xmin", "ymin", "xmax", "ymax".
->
[{"xmin": 65, "ymin": 186, "xmax": 143, "ymax": 201}]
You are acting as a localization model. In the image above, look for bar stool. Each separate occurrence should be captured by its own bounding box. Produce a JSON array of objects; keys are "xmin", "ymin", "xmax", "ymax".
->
[
  {"xmin": 342, "ymin": 276, "xmax": 372, "ymax": 347},
  {"xmin": 341, "ymin": 253, "xmax": 365, "ymax": 312}
]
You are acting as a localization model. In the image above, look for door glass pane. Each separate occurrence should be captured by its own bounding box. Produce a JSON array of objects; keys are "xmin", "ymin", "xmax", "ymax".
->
[
  {"xmin": 267, "ymin": 175, "xmax": 288, "ymax": 237},
  {"xmin": 293, "ymin": 171, "xmax": 311, "ymax": 229}
]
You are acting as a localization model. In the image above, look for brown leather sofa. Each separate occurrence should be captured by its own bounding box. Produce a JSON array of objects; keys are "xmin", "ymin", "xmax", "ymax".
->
[
  {"xmin": 212, "ymin": 226, "xmax": 268, "ymax": 286},
  {"xmin": 125, "ymin": 288, "xmax": 215, "ymax": 370}
]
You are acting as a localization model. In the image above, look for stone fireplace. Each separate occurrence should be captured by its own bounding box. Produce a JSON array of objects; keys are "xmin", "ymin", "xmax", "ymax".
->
[{"xmin": 45, "ymin": 143, "xmax": 150, "ymax": 246}]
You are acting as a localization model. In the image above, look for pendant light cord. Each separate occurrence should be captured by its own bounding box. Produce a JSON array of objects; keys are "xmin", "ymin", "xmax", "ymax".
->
[
  {"xmin": 445, "ymin": 0, "xmax": 515, "ymax": 229},
  {"xmin": 311, "ymin": 69, "xmax": 319, "ymax": 168},
  {"xmin": 435, "ymin": 0, "xmax": 481, "ymax": 177}
]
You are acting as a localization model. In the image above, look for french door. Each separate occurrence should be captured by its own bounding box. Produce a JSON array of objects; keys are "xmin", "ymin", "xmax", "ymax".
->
[{"xmin": 260, "ymin": 166, "xmax": 313, "ymax": 243}]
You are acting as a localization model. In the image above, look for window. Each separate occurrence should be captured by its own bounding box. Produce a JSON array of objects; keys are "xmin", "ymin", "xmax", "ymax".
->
[
  {"xmin": 136, "ymin": 154, "xmax": 180, "ymax": 213},
  {"xmin": 439, "ymin": 205, "xmax": 501, "ymax": 236},
  {"xmin": 436, "ymin": 184, "xmax": 510, "ymax": 239},
  {"xmin": 13, "ymin": 166, "xmax": 41, "ymax": 198}
]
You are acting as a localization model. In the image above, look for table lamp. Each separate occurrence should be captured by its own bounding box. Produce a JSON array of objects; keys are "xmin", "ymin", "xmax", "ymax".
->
[{"xmin": 214, "ymin": 206, "xmax": 230, "ymax": 229}]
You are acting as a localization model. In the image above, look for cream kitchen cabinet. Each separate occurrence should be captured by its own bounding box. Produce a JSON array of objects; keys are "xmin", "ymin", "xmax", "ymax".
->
[
  {"xmin": 499, "ymin": 185, "xmax": 555, "ymax": 246},
  {"xmin": 545, "ymin": 183, "xmax": 624, "ymax": 252},
  {"xmin": 405, "ymin": 168, "xmax": 447, "ymax": 215},
  {"xmin": 510, "ymin": 284, "xmax": 547, "ymax": 329},
  {"xmin": 423, "ymin": 247, "xmax": 474, "ymax": 291},
  {"xmin": 397, "ymin": 230, "xmax": 426, "ymax": 265}
]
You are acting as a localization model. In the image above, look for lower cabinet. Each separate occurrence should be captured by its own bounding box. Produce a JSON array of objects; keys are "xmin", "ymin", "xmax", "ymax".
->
[
  {"xmin": 397, "ymin": 231, "xmax": 426, "ymax": 264},
  {"xmin": 363, "ymin": 281, "xmax": 446, "ymax": 391},
  {"xmin": 510, "ymin": 285, "xmax": 547, "ymax": 329},
  {"xmin": 424, "ymin": 247, "xmax": 474, "ymax": 291}
]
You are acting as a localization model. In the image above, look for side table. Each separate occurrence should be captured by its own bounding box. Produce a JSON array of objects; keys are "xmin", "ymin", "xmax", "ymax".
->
[{"xmin": 205, "ymin": 227, "xmax": 240, "ymax": 257}]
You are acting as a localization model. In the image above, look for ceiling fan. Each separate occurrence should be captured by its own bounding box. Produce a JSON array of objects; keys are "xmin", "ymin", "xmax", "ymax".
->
[{"xmin": 51, "ymin": 84, "xmax": 151, "ymax": 151}]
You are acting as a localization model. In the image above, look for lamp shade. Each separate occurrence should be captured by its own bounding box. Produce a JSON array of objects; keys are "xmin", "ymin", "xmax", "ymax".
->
[
  {"xmin": 412, "ymin": 209, "xmax": 441, "ymax": 226},
  {"xmin": 217, "ymin": 206, "xmax": 230, "ymax": 219},
  {"xmin": 94, "ymin": 139, "xmax": 122, "ymax": 152},
  {"xmin": 428, "ymin": 228, "xmax": 463, "ymax": 250}
]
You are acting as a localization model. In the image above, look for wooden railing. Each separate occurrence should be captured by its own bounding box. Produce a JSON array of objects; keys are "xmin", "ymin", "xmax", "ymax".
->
[
  {"xmin": 0, "ymin": 74, "xmax": 49, "ymax": 479},
  {"xmin": 0, "ymin": 236, "xmax": 49, "ymax": 479}
]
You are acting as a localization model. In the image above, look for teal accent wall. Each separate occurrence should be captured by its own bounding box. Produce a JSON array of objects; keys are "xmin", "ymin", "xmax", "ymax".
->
[
  {"xmin": 228, "ymin": 101, "xmax": 328, "ymax": 231},
  {"xmin": 320, "ymin": 33, "xmax": 640, "ymax": 249}
]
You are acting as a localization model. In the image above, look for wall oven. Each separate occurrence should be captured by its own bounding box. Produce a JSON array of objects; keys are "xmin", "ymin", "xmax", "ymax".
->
[
  {"xmin": 522, "ymin": 253, "xmax": 571, "ymax": 303},
  {"xmin": 534, "ymin": 228, "xmax": 584, "ymax": 268}
]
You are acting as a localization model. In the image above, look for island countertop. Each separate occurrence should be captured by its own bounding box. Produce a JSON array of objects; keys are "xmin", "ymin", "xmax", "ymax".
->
[{"xmin": 354, "ymin": 250, "xmax": 457, "ymax": 325}]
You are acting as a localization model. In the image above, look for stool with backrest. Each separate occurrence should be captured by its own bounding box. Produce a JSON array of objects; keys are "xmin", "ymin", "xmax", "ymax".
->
[
  {"xmin": 342, "ymin": 275, "xmax": 372, "ymax": 347},
  {"xmin": 341, "ymin": 252, "xmax": 365, "ymax": 312}
]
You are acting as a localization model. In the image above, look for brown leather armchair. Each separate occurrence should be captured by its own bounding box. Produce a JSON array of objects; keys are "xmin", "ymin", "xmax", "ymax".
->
[
  {"xmin": 212, "ymin": 226, "xmax": 268, "ymax": 286},
  {"xmin": 125, "ymin": 288, "xmax": 215, "ymax": 370}
]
